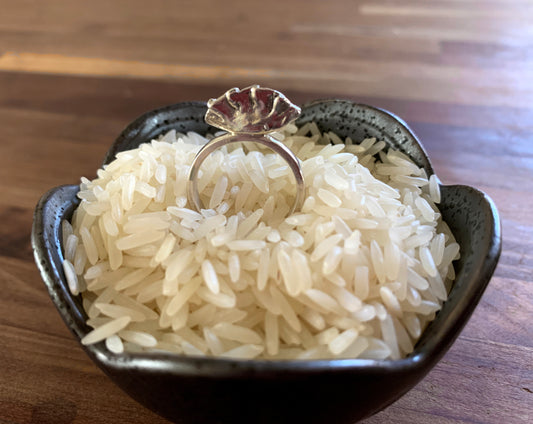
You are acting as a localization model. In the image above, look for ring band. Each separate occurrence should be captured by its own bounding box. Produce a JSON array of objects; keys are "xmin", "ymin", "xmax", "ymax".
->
[{"xmin": 187, "ymin": 133, "xmax": 305, "ymax": 215}]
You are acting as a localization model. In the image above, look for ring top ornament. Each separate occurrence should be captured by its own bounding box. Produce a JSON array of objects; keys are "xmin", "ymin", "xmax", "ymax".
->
[{"xmin": 205, "ymin": 85, "xmax": 302, "ymax": 134}]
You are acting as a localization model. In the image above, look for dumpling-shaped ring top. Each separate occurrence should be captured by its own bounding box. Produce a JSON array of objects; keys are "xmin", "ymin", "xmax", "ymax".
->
[{"xmin": 205, "ymin": 85, "xmax": 302, "ymax": 134}]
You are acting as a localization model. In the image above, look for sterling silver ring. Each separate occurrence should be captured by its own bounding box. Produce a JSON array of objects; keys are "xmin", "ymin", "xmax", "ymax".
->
[{"xmin": 187, "ymin": 86, "xmax": 306, "ymax": 215}]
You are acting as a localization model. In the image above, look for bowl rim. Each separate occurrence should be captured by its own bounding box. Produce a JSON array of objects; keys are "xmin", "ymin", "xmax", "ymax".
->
[{"xmin": 31, "ymin": 99, "xmax": 502, "ymax": 378}]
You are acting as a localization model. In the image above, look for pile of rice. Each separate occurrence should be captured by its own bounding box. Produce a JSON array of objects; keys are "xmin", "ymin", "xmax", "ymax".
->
[{"xmin": 61, "ymin": 122, "xmax": 459, "ymax": 360}]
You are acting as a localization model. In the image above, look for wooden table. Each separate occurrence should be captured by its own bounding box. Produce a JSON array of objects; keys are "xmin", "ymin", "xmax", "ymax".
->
[{"xmin": 1, "ymin": 1, "xmax": 531, "ymax": 423}]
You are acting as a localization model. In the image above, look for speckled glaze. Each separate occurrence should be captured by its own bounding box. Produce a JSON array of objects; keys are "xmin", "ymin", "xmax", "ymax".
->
[{"xmin": 32, "ymin": 100, "xmax": 501, "ymax": 424}]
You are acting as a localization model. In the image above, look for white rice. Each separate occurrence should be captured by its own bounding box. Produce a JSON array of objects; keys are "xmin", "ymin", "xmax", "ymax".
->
[
  {"xmin": 64, "ymin": 123, "xmax": 459, "ymax": 360},
  {"xmin": 105, "ymin": 334, "xmax": 124, "ymax": 353},
  {"xmin": 62, "ymin": 259, "xmax": 79, "ymax": 296}
]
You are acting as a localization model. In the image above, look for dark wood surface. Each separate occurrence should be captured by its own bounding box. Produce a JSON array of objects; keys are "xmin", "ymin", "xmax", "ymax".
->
[{"xmin": 0, "ymin": 1, "xmax": 532, "ymax": 423}]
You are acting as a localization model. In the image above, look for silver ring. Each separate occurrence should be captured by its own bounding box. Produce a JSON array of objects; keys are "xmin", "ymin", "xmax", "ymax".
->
[
  {"xmin": 187, "ymin": 85, "xmax": 305, "ymax": 216},
  {"xmin": 187, "ymin": 133, "xmax": 305, "ymax": 215}
]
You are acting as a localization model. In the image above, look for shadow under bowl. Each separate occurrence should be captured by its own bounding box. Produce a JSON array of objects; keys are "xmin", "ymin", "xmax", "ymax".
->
[{"xmin": 32, "ymin": 100, "xmax": 501, "ymax": 424}]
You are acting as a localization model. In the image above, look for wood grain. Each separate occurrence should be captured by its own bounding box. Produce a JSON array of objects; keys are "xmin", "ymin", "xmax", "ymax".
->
[{"xmin": 0, "ymin": 0, "xmax": 531, "ymax": 423}]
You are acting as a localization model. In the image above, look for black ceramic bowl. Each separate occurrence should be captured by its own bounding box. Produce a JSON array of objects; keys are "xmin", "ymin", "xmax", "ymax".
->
[{"xmin": 32, "ymin": 100, "xmax": 501, "ymax": 424}]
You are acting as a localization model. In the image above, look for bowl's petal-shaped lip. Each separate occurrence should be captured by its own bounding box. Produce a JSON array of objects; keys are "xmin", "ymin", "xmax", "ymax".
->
[
  {"xmin": 103, "ymin": 101, "xmax": 208, "ymax": 166},
  {"xmin": 32, "ymin": 100, "xmax": 501, "ymax": 378},
  {"xmin": 89, "ymin": 346, "xmax": 425, "ymax": 377},
  {"xmin": 417, "ymin": 184, "xmax": 502, "ymax": 356},
  {"xmin": 300, "ymin": 98, "xmax": 435, "ymax": 177},
  {"xmin": 106, "ymin": 99, "xmax": 434, "ymax": 175},
  {"xmin": 301, "ymin": 99, "xmax": 410, "ymax": 128}
]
